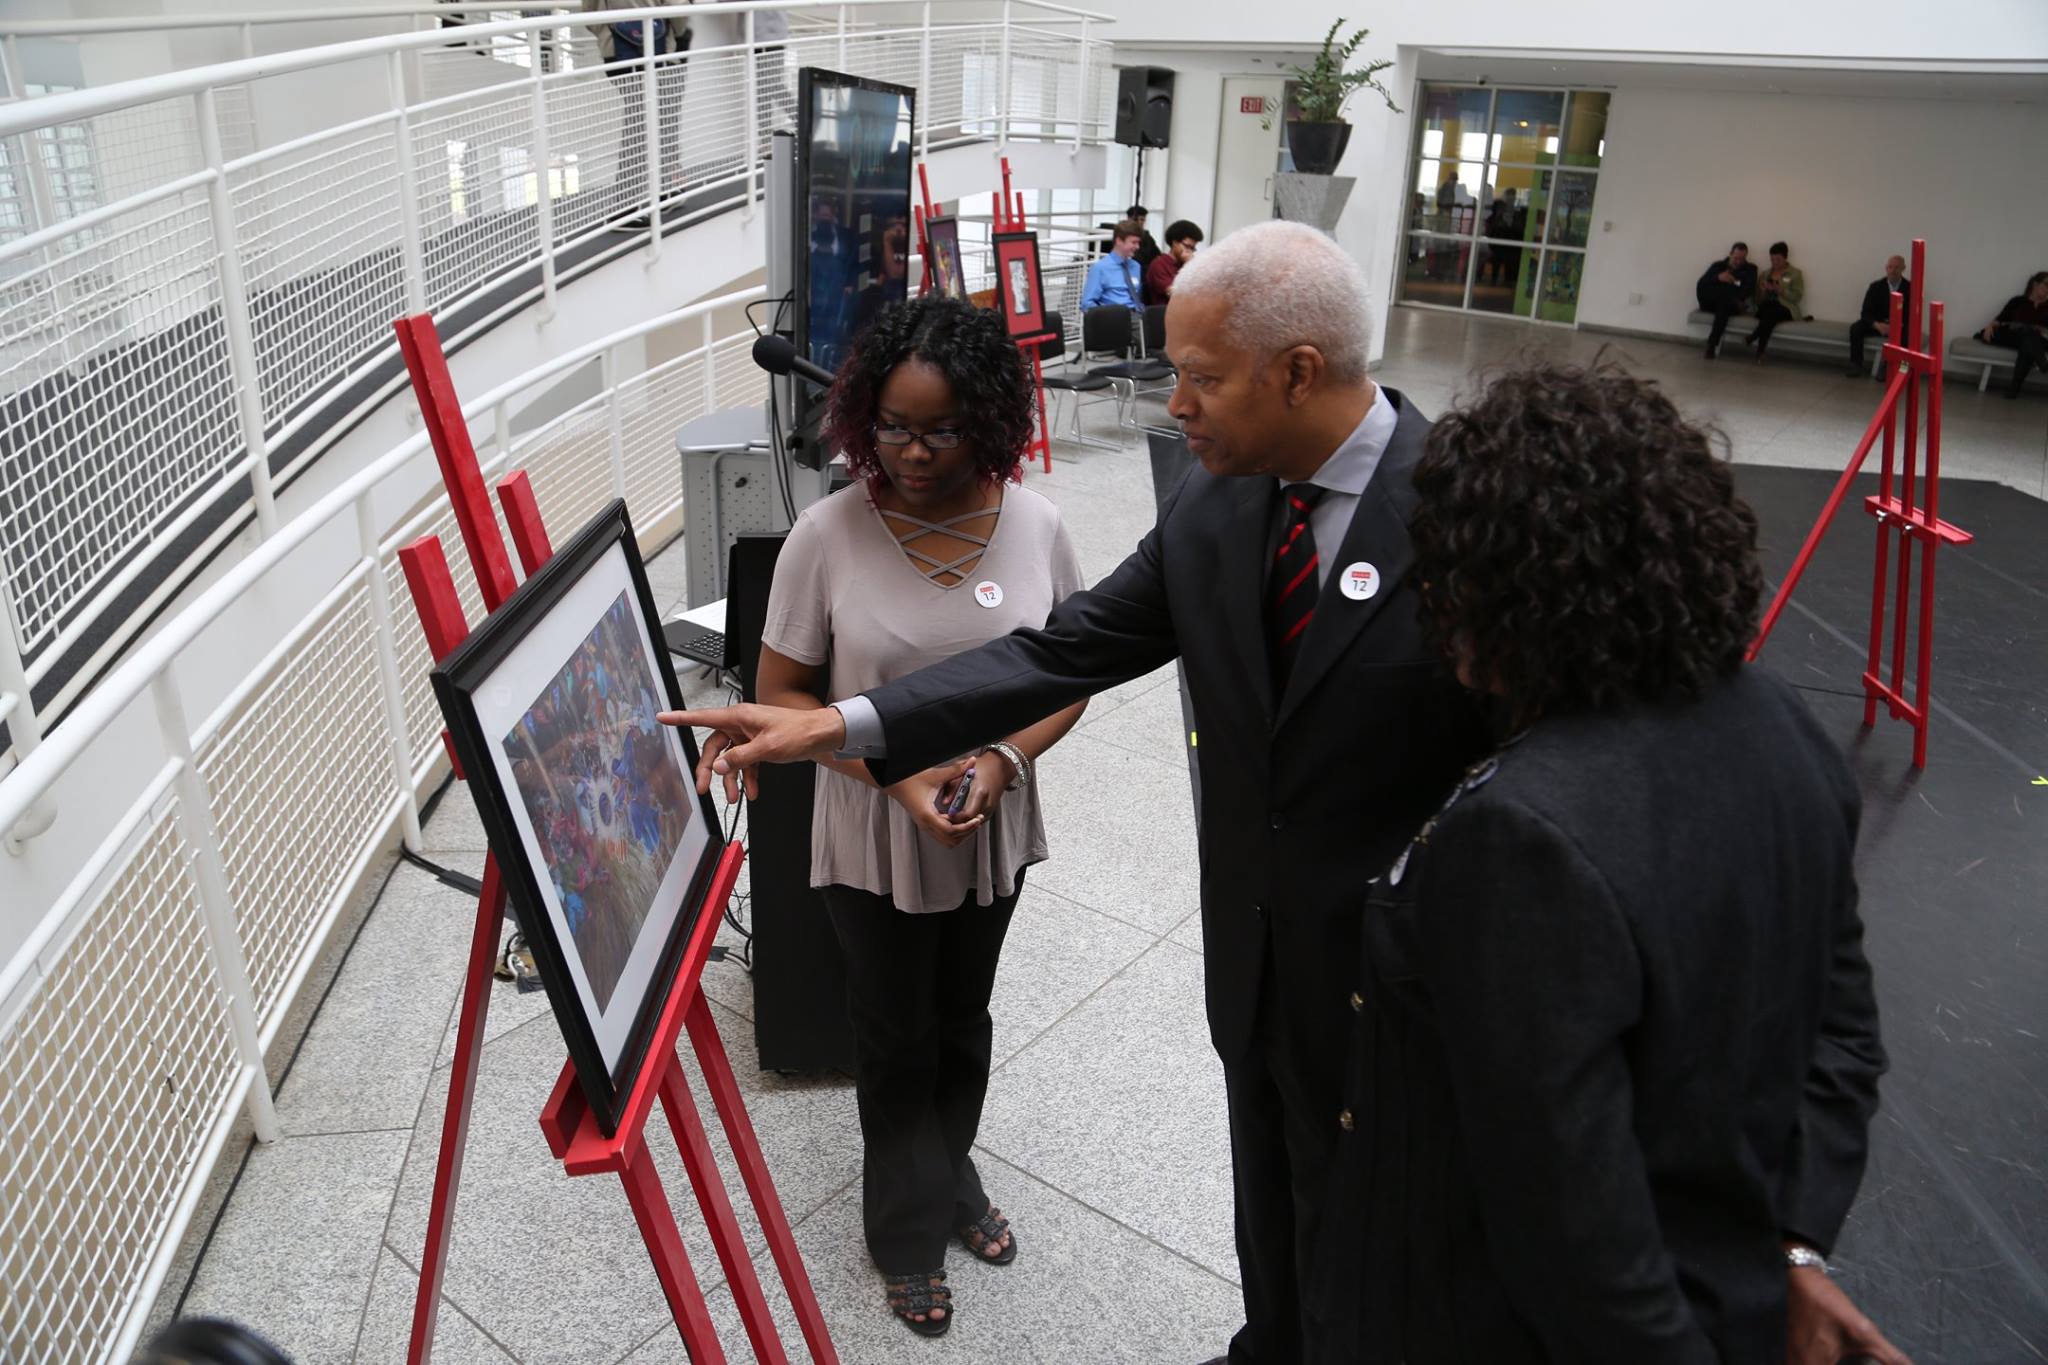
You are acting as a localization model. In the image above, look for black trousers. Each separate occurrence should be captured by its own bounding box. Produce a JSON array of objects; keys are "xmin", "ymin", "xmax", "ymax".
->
[
  {"xmin": 1991, "ymin": 325, "xmax": 2048, "ymax": 394},
  {"xmin": 1696, "ymin": 280, "xmax": 1750, "ymax": 350},
  {"xmin": 822, "ymin": 874, "xmax": 1022, "ymax": 1271},
  {"xmin": 1849, "ymin": 318, "xmax": 1887, "ymax": 371},
  {"xmin": 1749, "ymin": 299, "xmax": 1794, "ymax": 352},
  {"xmin": 1224, "ymin": 947, "xmax": 1352, "ymax": 1364}
]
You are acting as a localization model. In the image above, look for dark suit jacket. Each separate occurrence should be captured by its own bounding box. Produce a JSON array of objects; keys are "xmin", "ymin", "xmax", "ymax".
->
[
  {"xmin": 861, "ymin": 390, "xmax": 1488, "ymax": 1062},
  {"xmin": 1311, "ymin": 669, "xmax": 1885, "ymax": 1365},
  {"xmin": 1697, "ymin": 257, "xmax": 1758, "ymax": 301},
  {"xmin": 1859, "ymin": 277, "xmax": 1911, "ymax": 327}
]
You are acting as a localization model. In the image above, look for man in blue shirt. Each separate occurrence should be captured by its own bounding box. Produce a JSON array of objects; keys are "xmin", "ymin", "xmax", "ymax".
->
[{"xmin": 1080, "ymin": 220, "xmax": 1146, "ymax": 312}]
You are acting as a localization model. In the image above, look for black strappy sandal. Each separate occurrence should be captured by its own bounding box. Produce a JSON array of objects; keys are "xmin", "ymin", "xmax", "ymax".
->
[
  {"xmin": 957, "ymin": 1205, "xmax": 1017, "ymax": 1265},
  {"xmin": 883, "ymin": 1269, "xmax": 953, "ymax": 1336}
]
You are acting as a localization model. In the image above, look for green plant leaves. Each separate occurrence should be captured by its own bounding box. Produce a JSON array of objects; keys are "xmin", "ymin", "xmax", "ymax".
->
[{"xmin": 1285, "ymin": 19, "xmax": 1400, "ymax": 124}]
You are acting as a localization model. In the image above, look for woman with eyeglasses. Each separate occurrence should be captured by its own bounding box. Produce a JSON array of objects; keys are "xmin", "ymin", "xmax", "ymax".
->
[{"xmin": 751, "ymin": 293, "xmax": 1086, "ymax": 1336}]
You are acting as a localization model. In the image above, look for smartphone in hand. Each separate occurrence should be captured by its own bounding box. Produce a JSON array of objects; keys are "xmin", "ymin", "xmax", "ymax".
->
[{"xmin": 936, "ymin": 766, "xmax": 975, "ymax": 817}]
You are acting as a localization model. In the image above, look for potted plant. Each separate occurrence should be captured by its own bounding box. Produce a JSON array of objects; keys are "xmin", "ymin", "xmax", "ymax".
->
[{"xmin": 1268, "ymin": 19, "xmax": 1400, "ymax": 176}]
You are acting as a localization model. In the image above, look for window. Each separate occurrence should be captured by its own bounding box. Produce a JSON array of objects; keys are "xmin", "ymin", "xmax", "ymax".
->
[{"xmin": 1397, "ymin": 84, "xmax": 1609, "ymax": 324}]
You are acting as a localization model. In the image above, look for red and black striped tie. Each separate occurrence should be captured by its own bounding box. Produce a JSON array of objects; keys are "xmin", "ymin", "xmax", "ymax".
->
[{"xmin": 1265, "ymin": 483, "xmax": 1327, "ymax": 690}]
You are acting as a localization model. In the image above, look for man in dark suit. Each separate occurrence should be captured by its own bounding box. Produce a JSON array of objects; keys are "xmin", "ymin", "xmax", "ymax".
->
[
  {"xmin": 1696, "ymin": 241, "xmax": 1758, "ymax": 359},
  {"xmin": 663, "ymin": 220, "xmax": 1491, "ymax": 1363},
  {"xmin": 1848, "ymin": 255, "xmax": 1911, "ymax": 377}
]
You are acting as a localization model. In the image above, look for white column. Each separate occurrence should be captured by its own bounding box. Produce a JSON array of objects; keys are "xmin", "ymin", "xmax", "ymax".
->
[
  {"xmin": 528, "ymin": 27, "xmax": 558, "ymax": 313},
  {"xmin": 1073, "ymin": 18, "xmax": 1089, "ymax": 151},
  {"xmin": 151, "ymin": 670, "xmax": 282, "ymax": 1144},
  {"xmin": 0, "ymin": 590, "xmax": 54, "ymax": 855},
  {"xmin": 356, "ymin": 495, "xmax": 425, "ymax": 851},
  {"xmin": 700, "ymin": 312, "xmax": 717, "ymax": 413},
  {"xmin": 196, "ymin": 87, "xmax": 279, "ymax": 538},
  {"xmin": 997, "ymin": 0, "xmax": 1013, "ymax": 148},
  {"xmin": 742, "ymin": 9, "xmax": 759, "ymax": 220},
  {"xmin": 388, "ymin": 52, "xmax": 429, "ymax": 314},
  {"xmin": 603, "ymin": 347, "xmax": 629, "ymax": 500},
  {"xmin": 918, "ymin": 2, "xmax": 933, "ymax": 163},
  {"xmin": 642, "ymin": 15, "xmax": 663, "ymax": 255}
]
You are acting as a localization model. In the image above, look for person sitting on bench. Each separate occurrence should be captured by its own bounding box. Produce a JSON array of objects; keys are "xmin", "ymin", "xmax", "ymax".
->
[
  {"xmin": 1696, "ymin": 242, "xmax": 1757, "ymax": 359},
  {"xmin": 1976, "ymin": 271, "xmax": 2048, "ymax": 399},
  {"xmin": 1848, "ymin": 255, "xmax": 1911, "ymax": 378},
  {"xmin": 1744, "ymin": 241, "xmax": 1804, "ymax": 363}
]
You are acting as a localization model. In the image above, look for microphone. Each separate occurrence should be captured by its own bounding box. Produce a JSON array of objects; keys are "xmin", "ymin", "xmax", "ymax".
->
[{"xmin": 752, "ymin": 334, "xmax": 836, "ymax": 391}]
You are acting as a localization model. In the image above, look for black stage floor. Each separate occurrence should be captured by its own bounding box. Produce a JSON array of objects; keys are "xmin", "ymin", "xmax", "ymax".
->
[{"xmin": 1739, "ymin": 464, "xmax": 2047, "ymax": 1362}]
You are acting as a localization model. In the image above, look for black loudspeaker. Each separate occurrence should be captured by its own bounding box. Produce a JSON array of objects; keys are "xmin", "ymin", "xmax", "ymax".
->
[
  {"xmin": 1115, "ymin": 66, "xmax": 1174, "ymax": 148},
  {"xmin": 728, "ymin": 534, "xmax": 855, "ymax": 1074}
]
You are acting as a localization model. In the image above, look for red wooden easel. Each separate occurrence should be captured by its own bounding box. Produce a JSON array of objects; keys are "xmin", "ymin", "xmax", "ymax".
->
[
  {"xmin": 912, "ymin": 157, "xmax": 1055, "ymax": 473},
  {"xmin": 389, "ymin": 312, "xmax": 839, "ymax": 1364},
  {"xmin": 1746, "ymin": 239, "xmax": 1973, "ymax": 768}
]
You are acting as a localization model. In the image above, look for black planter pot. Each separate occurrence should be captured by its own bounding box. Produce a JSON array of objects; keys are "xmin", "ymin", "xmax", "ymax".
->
[{"xmin": 1286, "ymin": 120, "xmax": 1352, "ymax": 175}]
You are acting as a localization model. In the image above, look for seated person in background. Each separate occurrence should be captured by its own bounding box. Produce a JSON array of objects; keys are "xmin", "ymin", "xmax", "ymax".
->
[
  {"xmin": 1080, "ymin": 221, "xmax": 1146, "ymax": 314},
  {"xmin": 1311, "ymin": 359, "xmax": 1903, "ymax": 1365},
  {"xmin": 1745, "ymin": 241, "xmax": 1804, "ymax": 362},
  {"xmin": 1848, "ymin": 254, "xmax": 1911, "ymax": 377},
  {"xmin": 1695, "ymin": 241, "xmax": 1758, "ymax": 358},
  {"xmin": 1976, "ymin": 270, "xmax": 2048, "ymax": 399},
  {"xmin": 1143, "ymin": 219, "xmax": 1203, "ymax": 306},
  {"xmin": 1126, "ymin": 204, "xmax": 1162, "ymax": 268}
]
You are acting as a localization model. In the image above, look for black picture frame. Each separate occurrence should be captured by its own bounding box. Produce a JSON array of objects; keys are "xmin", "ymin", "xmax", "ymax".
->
[
  {"xmin": 431, "ymin": 500, "xmax": 723, "ymax": 1136},
  {"xmin": 992, "ymin": 230, "xmax": 1048, "ymax": 341}
]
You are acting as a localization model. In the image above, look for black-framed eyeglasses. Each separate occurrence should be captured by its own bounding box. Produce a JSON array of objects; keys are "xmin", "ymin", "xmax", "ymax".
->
[{"xmin": 874, "ymin": 424, "xmax": 968, "ymax": 450}]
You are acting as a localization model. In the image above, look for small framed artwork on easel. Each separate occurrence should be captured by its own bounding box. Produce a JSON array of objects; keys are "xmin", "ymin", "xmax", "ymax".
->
[{"xmin": 992, "ymin": 230, "xmax": 1047, "ymax": 342}]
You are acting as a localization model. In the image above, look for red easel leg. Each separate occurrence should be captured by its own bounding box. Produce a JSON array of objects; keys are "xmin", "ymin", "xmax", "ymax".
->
[
  {"xmin": 685, "ymin": 998, "xmax": 839, "ymax": 1364},
  {"xmin": 408, "ymin": 855, "xmax": 507, "ymax": 1365},
  {"xmin": 658, "ymin": 1064, "xmax": 790, "ymax": 1365},
  {"xmin": 618, "ymin": 1136, "xmax": 731, "ymax": 1364}
]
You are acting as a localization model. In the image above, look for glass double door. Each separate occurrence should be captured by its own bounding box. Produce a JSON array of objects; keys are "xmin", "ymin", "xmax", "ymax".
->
[{"xmin": 1398, "ymin": 84, "xmax": 1608, "ymax": 324}]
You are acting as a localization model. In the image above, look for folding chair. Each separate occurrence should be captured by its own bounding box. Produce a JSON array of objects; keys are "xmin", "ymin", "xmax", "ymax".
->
[
  {"xmin": 1083, "ymin": 305, "xmax": 1177, "ymax": 431},
  {"xmin": 1036, "ymin": 309, "xmax": 1122, "ymax": 451}
]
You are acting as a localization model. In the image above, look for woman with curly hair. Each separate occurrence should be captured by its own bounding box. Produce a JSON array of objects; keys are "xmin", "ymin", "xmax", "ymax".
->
[
  {"xmin": 752, "ymin": 293, "xmax": 1085, "ymax": 1335},
  {"xmin": 1310, "ymin": 361, "xmax": 1901, "ymax": 1365}
]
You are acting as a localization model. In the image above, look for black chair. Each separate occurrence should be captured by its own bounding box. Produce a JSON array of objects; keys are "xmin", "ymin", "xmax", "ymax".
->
[
  {"xmin": 1082, "ymin": 306, "xmax": 1176, "ymax": 428},
  {"xmin": 1034, "ymin": 310, "xmax": 1120, "ymax": 451}
]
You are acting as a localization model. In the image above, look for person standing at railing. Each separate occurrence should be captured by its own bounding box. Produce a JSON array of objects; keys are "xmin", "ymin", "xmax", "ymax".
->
[
  {"xmin": 705, "ymin": 0, "xmax": 798, "ymax": 130},
  {"xmin": 586, "ymin": 0, "xmax": 686, "ymax": 223}
]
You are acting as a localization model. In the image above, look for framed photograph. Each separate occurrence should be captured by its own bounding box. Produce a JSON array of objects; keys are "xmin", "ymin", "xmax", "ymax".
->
[
  {"xmin": 992, "ymin": 230, "xmax": 1047, "ymax": 341},
  {"xmin": 922, "ymin": 214, "xmax": 967, "ymax": 302},
  {"xmin": 431, "ymin": 500, "xmax": 722, "ymax": 1136}
]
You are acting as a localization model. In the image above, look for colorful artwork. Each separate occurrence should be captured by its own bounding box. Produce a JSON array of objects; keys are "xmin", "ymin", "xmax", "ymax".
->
[{"xmin": 502, "ymin": 591, "xmax": 694, "ymax": 1012}]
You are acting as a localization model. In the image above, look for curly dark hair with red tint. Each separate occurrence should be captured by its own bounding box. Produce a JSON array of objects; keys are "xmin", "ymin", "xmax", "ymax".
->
[
  {"xmin": 1409, "ymin": 360, "xmax": 1763, "ymax": 716},
  {"xmin": 822, "ymin": 294, "xmax": 1035, "ymax": 485}
]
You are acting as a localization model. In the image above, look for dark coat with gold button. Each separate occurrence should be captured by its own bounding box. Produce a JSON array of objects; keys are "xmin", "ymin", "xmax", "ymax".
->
[{"xmin": 1307, "ymin": 668, "xmax": 1885, "ymax": 1364}]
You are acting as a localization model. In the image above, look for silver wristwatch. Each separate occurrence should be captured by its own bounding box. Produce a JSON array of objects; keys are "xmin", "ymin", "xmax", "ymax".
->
[
  {"xmin": 982, "ymin": 741, "xmax": 1031, "ymax": 791},
  {"xmin": 1785, "ymin": 1245, "xmax": 1830, "ymax": 1274}
]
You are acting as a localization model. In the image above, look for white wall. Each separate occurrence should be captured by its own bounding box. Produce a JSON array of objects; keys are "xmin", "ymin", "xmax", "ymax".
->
[
  {"xmin": 1578, "ymin": 87, "xmax": 2048, "ymax": 338},
  {"xmin": 1102, "ymin": 0, "xmax": 2048, "ymax": 67}
]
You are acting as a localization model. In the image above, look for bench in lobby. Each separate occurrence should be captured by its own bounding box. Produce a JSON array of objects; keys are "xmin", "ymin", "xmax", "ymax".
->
[{"xmin": 1683, "ymin": 311, "xmax": 2048, "ymax": 391}]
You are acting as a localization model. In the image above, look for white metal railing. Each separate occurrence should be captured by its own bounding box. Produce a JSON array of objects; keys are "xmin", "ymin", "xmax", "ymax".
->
[
  {"xmin": 0, "ymin": 286, "xmax": 765, "ymax": 1365},
  {"xmin": 0, "ymin": 0, "xmax": 1114, "ymax": 754}
]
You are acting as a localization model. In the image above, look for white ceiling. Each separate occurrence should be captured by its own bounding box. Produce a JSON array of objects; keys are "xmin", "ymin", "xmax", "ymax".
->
[{"xmin": 1414, "ymin": 52, "xmax": 2048, "ymax": 103}]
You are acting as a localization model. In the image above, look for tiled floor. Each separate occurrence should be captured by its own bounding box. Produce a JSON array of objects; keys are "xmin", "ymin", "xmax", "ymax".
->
[{"xmin": 171, "ymin": 308, "xmax": 2048, "ymax": 1363}]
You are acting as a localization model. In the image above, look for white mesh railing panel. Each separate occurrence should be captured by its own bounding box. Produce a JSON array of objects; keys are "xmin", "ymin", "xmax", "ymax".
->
[
  {"xmin": 516, "ymin": 409, "xmax": 617, "ymax": 538},
  {"xmin": 385, "ymin": 485, "xmax": 516, "ymax": 778},
  {"xmin": 0, "ymin": 191, "xmax": 239, "ymax": 659},
  {"xmin": 711, "ymin": 332, "xmax": 766, "ymax": 413},
  {"xmin": 667, "ymin": 45, "xmax": 749, "ymax": 191},
  {"xmin": 618, "ymin": 355, "xmax": 701, "ymax": 526},
  {"xmin": 413, "ymin": 89, "xmax": 541, "ymax": 310},
  {"xmin": 540, "ymin": 69, "xmax": 621, "ymax": 244},
  {"xmin": 0, "ymin": 802, "xmax": 241, "ymax": 1365},
  {"xmin": 231, "ymin": 127, "xmax": 408, "ymax": 429},
  {"xmin": 196, "ymin": 576, "xmax": 394, "ymax": 1023}
]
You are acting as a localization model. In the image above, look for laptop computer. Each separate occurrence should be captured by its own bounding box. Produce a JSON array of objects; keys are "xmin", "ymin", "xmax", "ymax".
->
[{"xmin": 661, "ymin": 532, "xmax": 787, "ymax": 678}]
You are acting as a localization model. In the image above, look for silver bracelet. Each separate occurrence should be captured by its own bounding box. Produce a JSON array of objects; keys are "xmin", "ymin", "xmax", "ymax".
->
[
  {"xmin": 982, "ymin": 741, "xmax": 1031, "ymax": 791},
  {"xmin": 1785, "ymin": 1245, "xmax": 1829, "ymax": 1274}
]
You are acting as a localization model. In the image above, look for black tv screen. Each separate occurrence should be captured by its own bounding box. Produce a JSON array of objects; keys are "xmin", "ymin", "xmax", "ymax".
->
[{"xmin": 796, "ymin": 69, "xmax": 915, "ymax": 386}]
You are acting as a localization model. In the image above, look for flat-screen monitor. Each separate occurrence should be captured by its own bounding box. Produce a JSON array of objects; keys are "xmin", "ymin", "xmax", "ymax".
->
[{"xmin": 795, "ymin": 68, "xmax": 915, "ymax": 404}]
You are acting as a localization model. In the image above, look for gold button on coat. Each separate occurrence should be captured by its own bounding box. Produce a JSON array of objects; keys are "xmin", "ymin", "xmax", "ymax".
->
[
  {"xmin": 1338, "ymin": 1109, "xmax": 1355, "ymax": 1132},
  {"xmin": 1349, "ymin": 991, "xmax": 1364, "ymax": 1012}
]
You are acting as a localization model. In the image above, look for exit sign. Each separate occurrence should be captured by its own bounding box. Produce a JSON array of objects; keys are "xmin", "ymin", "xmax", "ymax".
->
[{"xmin": 1240, "ymin": 96, "xmax": 1265, "ymax": 114}]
